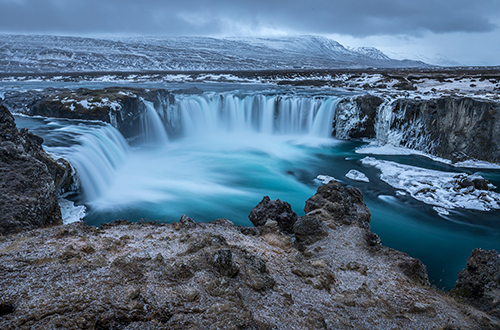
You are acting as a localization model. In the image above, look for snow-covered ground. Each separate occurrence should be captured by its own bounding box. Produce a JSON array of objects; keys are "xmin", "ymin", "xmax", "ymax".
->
[{"xmin": 361, "ymin": 156, "xmax": 500, "ymax": 212}]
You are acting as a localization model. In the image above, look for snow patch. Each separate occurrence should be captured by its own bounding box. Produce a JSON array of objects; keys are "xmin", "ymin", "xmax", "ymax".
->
[
  {"xmin": 361, "ymin": 156, "xmax": 500, "ymax": 211},
  {"xmin": 357, "ymin": 143, "xmax": 500, "ymax": 169}
]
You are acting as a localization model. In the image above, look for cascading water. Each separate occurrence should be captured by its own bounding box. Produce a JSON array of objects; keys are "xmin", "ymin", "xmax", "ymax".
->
[
  {"xmin": 54, "ymin": 92, "xmax": 343, "ymax": 215},
  {"xmin": 172, "ymin": 93, "xmax": 340, "ymax": 138},
  {"xmin": 140, "ymin": 99, "xmax": 170, "ymax": 144},
  {"xmin": 52, "ymin": 124, "xmax": 130, "ymax": 202}
]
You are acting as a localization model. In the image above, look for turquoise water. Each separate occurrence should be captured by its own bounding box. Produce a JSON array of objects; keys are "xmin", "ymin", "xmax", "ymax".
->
[{"xmin": 12, "ymin": 87, "xmax": 500, "ymax": 291}]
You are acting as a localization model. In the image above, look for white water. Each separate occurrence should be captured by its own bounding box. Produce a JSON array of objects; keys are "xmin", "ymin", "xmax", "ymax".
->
[
  {"xmin": 57, "ymin": 125, "xmax": 130, "ymax": 202},
  {"xmin": 140, "ymin": 99, "xmax": 169, "ymax": 144},
  {"xmin": 173, "ymin": 93, "xmax": 340, "ymax": 138}
]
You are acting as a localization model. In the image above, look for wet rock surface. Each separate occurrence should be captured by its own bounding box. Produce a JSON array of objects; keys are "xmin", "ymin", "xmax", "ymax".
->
[
  {"xmin": 0, "ymin": 105, "xmax": 72, "ymax": 235},
  {"xmin": 0, "ymin": 181, "xmax": 498, "ymax": 329},
  {"xmin": 452, "ymin": 248, "xmax": 500, "ymax": 318}
]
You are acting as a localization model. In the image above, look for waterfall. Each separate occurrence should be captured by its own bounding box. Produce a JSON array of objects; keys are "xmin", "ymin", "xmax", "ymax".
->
[
  {"xmin": 59, "ymin": 92, "xmax": 341, "ymax": 204},
  {"xmin": 140, "ymin": 99, "xmax": 169, "ymax": 144},
  {"xmin": 171, "ymin": 93, "xmax": 340, "ymax": 138},
  {"xmin": 64, "ymin": 125, "xmax": 130, "ymax": 201},
  {"xmin": 374, "ymin": 99, "xmax": 396, "ymax": 145}
]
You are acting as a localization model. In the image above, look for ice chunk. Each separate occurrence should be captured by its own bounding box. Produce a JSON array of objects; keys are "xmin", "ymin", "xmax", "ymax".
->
[{"xmin": 345, "ymin": 169, "xmax": 370, "ymax": 182}]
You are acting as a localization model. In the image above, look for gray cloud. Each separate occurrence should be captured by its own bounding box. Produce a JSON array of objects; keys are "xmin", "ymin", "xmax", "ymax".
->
[{"xmin": 0, "ymin": 0, "xmax": 498, "ymax": 37}]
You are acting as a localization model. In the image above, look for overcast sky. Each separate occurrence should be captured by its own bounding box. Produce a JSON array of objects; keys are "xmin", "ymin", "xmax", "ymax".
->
[{"xmin": 0, "ymin": 0, "xmax": 499, "ymax": 65}]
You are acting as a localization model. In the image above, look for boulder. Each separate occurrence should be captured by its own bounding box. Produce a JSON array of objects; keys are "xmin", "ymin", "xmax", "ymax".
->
[
  {"xmin": 248, "ymin": 196, "xmax": 298, "ymax": 234},
  {"xmin": 293, "ymin": 215, "xmax": 329, "ymax": 245},
  {"xmin": 304, "ymin": 180, "xmax": 371, "ymax": 229}
]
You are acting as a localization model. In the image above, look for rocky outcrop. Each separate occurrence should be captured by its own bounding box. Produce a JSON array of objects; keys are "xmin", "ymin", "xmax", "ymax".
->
[
  {"xmin": 0, "ymin": 105, "xmax": 72, "ymax": 234},
  {"xmin": 303, "ymin": 180, "xmax": 372, "ymax": 229},
  {"xmin": 451, "ymin": 248, "xmax": 500, "ymax": 318},
  {"xmin": 248, "ymin": 196, "xmax": 298, "ymax": 234},
  {"xmin": 390, "ymin": 97, "xmax": 500, "ymax": 163},
  {"xmin": 334, "ymin": 94, "xmax": 500, "ymax": 164},
  {"xmin": 334, "ymin": 94, "xmax": 383, "ymax": 140},
  {"xmin": 0, "ymin": 182, "xmax": 498, "ymax": 329},
  {"xmin": 2, "ymin": 87, "xmax": 175, "ymax": 141}
]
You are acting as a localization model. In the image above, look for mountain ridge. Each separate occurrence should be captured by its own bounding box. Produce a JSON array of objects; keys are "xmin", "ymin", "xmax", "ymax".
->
[{"xmin": 0, "ymin": 34, "xmax": 431, "ymax": 73}]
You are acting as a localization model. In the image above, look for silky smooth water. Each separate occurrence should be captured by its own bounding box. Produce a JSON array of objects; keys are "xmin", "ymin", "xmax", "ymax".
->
[{"xmin": 12, "ymin": 85, "xmax": 500, "ymax": 291}]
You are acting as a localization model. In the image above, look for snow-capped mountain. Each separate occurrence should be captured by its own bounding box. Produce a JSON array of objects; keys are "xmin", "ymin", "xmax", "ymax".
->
[
  {"xmin": 0, "ymin": 34, "xmax": 431, "ymax": 73},
  {"xmin": 384, "ymin": 51, "xmax": 462, "ymax": 67}
]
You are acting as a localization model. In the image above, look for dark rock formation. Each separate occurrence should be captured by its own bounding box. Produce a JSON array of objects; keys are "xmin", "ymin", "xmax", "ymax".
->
[
  {"xmin": 0, "ymin": 105, "xmax": 71, "ymax": 234},
  {"xmin": 334, "ymin": 94, "xmax": 384, "ymax": 139},
  {"xmin": 248, "ymin": 196, "xmax": 298, "ymax": 234},
  {"xmin": 390, "ymin": 97, "xmax": 500, "ymax": 163},
  {"xmin": 452, "ymin": 248, "xmax": 500, "ymax": 318},
  {"xmin": 333, "ymin": 94, "xmax": 500, "ymax": 164},
  {"xmin": 3, "ymin": 87, "xmax": 175, "ymax": 141},
  {"xmin": 303, "ymin": 180, "xmax": 371, "ymax": 229}
]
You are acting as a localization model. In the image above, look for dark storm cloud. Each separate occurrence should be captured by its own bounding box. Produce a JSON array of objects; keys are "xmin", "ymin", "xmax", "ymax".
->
[{"xmin": 0, "ymin": 0, "xmax": 498, "ymax": 36}]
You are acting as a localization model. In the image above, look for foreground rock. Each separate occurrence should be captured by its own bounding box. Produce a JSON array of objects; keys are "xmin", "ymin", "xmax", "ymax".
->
[
  {"xmin": 0, "ymin": 105, "xmax": 73, "ymax": 235},
  {"xmin": 0, "ymin": 182, "xmax": 498, "ymax": 329},
  {"xmin": 452, "ymin": 248, "xmax": 500, "ymax": 318}
]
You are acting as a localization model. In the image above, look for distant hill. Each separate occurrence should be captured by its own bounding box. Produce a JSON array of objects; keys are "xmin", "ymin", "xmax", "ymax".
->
[{"xmin": 0, "ymin": 34, "xmax": 431, "ymax": 73}]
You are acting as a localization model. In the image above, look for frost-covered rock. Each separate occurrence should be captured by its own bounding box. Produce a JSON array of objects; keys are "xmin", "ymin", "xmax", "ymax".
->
[{"xmin": 452, "ymin": 248, "xmax": 500, "ymax": 318}]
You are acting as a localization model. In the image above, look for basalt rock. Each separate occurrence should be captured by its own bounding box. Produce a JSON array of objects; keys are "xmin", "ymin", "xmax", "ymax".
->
[
  {"xmin": 0, "ymin": 105, "xmax": 70, "ymax": 234},
  {"xmin": 9, "ymin": 87, "xmax": 175, "ymax": 141},
  {"xmin": 452, "ymin": 248, "xmax": 500, "ymax": 318},
  {"xmin": 333, "ymin": 95, "xmax": 500, "ymax": 164},
  {"xmin": 333, "ymin": 94, "xmax": 383, "ymax": 140},
  {"xmin": 293, "ymin": 214, "xmax": 329, "ymax": 245},
  {"xmin": 390, "ymin": 97, "xmax": 500, "ymax": 163},
  {"xmin": 248, "ymin": 196, "xmax": 298, "ymax": 234},
  {"xmin": 304, "ymin": 180, "xmax": 371, "ymax": 229}
]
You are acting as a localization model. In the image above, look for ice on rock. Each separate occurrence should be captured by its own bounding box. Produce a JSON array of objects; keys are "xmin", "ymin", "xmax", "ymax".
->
[
  {"xmin": 345, "ymin": 170, "xmax": 370, "ymax": 182},
  {"xmin": 59, "ymin": 198, "xmax": 86, "ymax": 224},
  {"xmin": 361, "ymin": 156, "xmax": 500, "ymax": 211}
]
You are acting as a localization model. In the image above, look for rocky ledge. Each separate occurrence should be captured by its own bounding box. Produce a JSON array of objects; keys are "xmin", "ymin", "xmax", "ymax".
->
[
  {"xmin": 0, "ymin": 104, "xmax": 73, "ymax": 234},
  {"xmin": 1, "ymin": 87, "xmax": 175, "ymax": 141},
  {"xmin": 335, "ymin": 94, "xmax": 500, "ymax": 164},
  {"xmin": 0, "ymin": 181, "xmax": 499, "ymax": 329}
]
